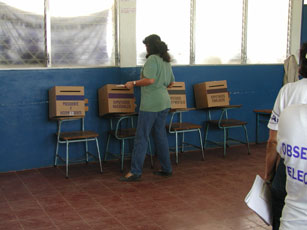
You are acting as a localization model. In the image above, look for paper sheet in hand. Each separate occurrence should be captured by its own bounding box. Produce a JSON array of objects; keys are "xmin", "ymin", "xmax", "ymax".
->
[{"xmin": 244, "ymin": 175, "xmax": 272, "ymax": 226}]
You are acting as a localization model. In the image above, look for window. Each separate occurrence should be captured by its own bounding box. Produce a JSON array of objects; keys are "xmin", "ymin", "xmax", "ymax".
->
[
  {"xmin": 136, "ymin": 0, "xmax": 190, "ymax": 65},
  {"xmin": 194, "ymin": 0, "xmax": 243, "ymax": 64},
  {"xmin": 0, "ymin": 0, "xmax": 115, "ymax": 68},
  {"xmin": 0, "ymin": 0, "xmax": 299, "ymax": 68},
  {"xmin": 50, "ymin": 0, "xmax": 115, "ymax": 67},
  {"xmin": 136, "ymin": 0, "xmax": 292, "ymax": 65},
  {"xmin": 0, "ymin": 0, "xmax": 45, "ymax": 67},
  {"xmin": 246, "ymin": 0, "xmax": 289, "ymax": 64}
]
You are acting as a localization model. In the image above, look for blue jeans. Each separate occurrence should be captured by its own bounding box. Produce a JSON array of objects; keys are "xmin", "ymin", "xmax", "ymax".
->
[{"xmin": 130, "ymin": 109, "xmax": 172, "ymax": 176}]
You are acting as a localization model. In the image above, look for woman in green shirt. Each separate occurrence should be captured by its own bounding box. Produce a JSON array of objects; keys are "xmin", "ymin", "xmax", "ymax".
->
[{"xmin": 120, "ymin": 34, "xmax": 175, "ymax": 182}]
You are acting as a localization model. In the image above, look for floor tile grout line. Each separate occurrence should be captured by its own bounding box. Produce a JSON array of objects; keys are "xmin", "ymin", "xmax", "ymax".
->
[
  {"xmin": 15, "ymin": 170, "xmax": 61, "ymax": 230},
  {"xmin": 0, "ymin": 172, "xmax": 25, "ymax": 230}
]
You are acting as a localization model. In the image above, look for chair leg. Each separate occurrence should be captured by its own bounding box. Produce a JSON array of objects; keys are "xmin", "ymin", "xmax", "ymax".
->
[
  {"xmin": 181, "ymin": 132, "xmax": 185, "ymax": 153},
  {"xmin": 175, "ymin": 132, "xmax": 179, "ymax": 165},
  {"xmin": 243, "ymin": 125, "xmax": 251, "ymax": 154},
  {"xmin": 198, "ymin": 129, "xmax": 205, "ymax": 160},
  {"xmin": 120, "ymin": 139, "xmax": 125, "ymax": 172},
  {"xmin": 226, "ymin": 128, "xmax": 230, "ymax": 148},
  {"xmin": 66, "ymin": 141, "xmax": 69, "ymax": 178},
  {"xmin": 54, "ymin": 140, "xmax": 59, "ymax": 167},
  {"xmin": 85, "ymin": 140, "xmax": 89, "ymax": 164},
  {"xmin": 255, "ymin": 113, "xmax": 259, "ymax": 144},
  {"xmin": 95, "ymin": 138, "xmax": 103, "ymax": 173},
  {"xmin": 223, "ymin": 128, "xmax": 227, "ymax": 157},
  {"xmin": 104, "ymin": 134, "xmax": 111, "ymax": 162},
  {"xmin": 204, "ymin": 124, "xmax": 209, "ymax": 149}
]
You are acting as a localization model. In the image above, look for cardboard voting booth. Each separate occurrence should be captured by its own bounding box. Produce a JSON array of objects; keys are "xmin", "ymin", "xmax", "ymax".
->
[
  {"xmin": 167, "ymin": 82, "xmax": 187, "ymax": 109},
  {"xmin": 49, "ymin": 86, "xmax": 85, "ymax": 118},
  {"xmin": 194, "ymin": 80, "xmax": 229, "ymax": 108},
  {"xmin": 98, "ymin": 84, "xmax": 136, "ymax": 116}
]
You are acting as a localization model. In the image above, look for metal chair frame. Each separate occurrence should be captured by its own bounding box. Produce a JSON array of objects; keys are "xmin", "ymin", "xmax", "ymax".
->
[
  {"xmin": 167, "ymin": 109, "xmax": 205, "ymax": 164},
  {"xmin": 204, "ymin": 105, "xmax": 250, "ymax": 157},
  {"xmin": 104, "ymin": 113, "xmax": 153, "ymax": 172},
  {"xmin": 54, "ymin": 116, "xmax": 103, "ymax": 178},
  {"xmin": 253, "ymin": 109, "xmax": 272, "ymax": 144}
]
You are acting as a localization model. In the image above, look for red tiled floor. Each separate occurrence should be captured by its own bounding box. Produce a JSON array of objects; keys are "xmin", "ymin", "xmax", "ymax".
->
[
  {"xmin": 0, "ymin": 143, "xmax": 271, "ymax": 229},
  {"xmin": 0, "ymin": 220, "xmax": 23, "ymax": 230}
]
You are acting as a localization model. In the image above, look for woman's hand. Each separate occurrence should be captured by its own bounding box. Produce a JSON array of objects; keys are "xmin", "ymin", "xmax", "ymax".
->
[
  {"xmin": 125, "ymin": 78, "xmax": 154, "ymax": 89},
  {"xmin": 167, "ymin": 82, "xmax": 175, "ymax": 88},
  {"xmin": 125, "ymin": 81, "xmax": 134, "ymax": 89}
]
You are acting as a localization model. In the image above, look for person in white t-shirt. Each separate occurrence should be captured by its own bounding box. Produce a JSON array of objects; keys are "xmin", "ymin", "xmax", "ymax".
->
[
  {"xmin": 264, "ymin": 42, "xmax": 307, "ymax": 230},
  {"xmin": 276, "ymin": 104, "xmax": 307, "ymax": 230}
]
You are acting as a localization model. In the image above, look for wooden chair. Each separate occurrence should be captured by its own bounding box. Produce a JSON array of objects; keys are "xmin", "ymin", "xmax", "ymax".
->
[
  {"xmin": 103, "ymin": 113, "xmax": 153, "ymax": 172},
  {"xmin": 203, "ymin": 105, "xmax": 250, "ymax": 157},
  {"xmin": 166, "ymin": 108, "xmax": 205, "ymax": 164},
  {"xmin": 53, "ymin": 100, "xmax": 102, "ymax": 178}
]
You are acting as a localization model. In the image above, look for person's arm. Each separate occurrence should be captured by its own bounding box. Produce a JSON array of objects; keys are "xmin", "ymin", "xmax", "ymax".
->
[
  {"xmin": 125, "ymin": 78, "xmax": 155, "ymax": 89},
  {"xmin": 264, "ymin": 129, "xmax": 278, "ymax": 182}
]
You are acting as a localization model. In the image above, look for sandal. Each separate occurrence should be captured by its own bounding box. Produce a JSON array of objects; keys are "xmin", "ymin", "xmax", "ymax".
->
[
  {"xmin": 153, "ymin": 170, "xmax": 172, "ymax": 177},
  {"xmin": 119, "ymin": 173, "xmax": 141, "ymax": 182}
]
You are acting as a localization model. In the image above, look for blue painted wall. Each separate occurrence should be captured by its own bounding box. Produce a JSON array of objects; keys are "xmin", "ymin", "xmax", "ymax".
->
[{"xmin": 0, "ymin": 65, "xmax": 283, "ymax": 172}]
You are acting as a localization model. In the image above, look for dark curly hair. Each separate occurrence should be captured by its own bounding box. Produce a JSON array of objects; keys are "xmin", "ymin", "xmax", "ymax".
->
[
  {"xmin": 143, "ymin": 34, "xmax": 171, "ymax": 62},
  {"xmin": 299, "ymin": 42, "xmax": 307, "ymax": 78}
]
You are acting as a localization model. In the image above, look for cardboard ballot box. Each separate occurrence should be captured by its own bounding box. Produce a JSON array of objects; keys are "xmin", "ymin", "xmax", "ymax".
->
[
  {"xmin": 194, "ymin": 80, "xmax": 229, "ymax": 108},
  {"xmin": 167, "ymin": 82, "xmax": 187, "ymax": 109},
  {"xmin": 49, "ymin": 86, "xmax": 85, "ymax": 118},
  {"xmin": 98, "ymin": 84, "xmax": 136, "ymax": 116}
]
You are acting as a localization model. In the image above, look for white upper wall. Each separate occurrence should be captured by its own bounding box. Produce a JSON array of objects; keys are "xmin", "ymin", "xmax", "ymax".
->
[
  {"xmin": 118, "ymin": 0, "xmax": 136, "ymax": 67},
  {"xmin": 291, "ymin": 0, "xmax": 303, "ymax": 60}
]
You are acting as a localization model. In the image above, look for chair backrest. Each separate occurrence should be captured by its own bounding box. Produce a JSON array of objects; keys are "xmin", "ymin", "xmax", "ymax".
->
[
  {"xmin": 115, "ymin": 115, "xmax": 136, "ymax": 130},
  {"xmin": 169, "ymin": 110, "xmax": 189, "ymax": 130},
  {"xmin": 206, "ymin": 105, "xmax": 242, "ymax": 121},
  {"xmin": 105, "ymin": 113, "xmax": 138, "ymax": 130},
  {"xmin": 207, "ymin": 109, "xmax": 228, "ymax": 121},
  {"xmin": 167, "ymin": 108, "xmax": 198, "ymax": 133},
  {"xmin": 104, "ymin": 113, "xmax": 138, "ymax": 139}
]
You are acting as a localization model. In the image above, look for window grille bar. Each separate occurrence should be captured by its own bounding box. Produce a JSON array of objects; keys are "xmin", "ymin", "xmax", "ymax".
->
[
  {"xmin": 44, "ymin": 0, "xmax": 51, "ymax": 67},
  {"xmin": 241, "ymin": 0, "xmax": 248, "ymax": 64},
  {"xmin": 190, "ymin": 0, "xmax": 196, "ymax": 65},
  {"xmin": 115, "ymin": 0, "xmax": 120, "ymax": 66},
  {"xmin": 287, "ymin": 0, "xmax": 293, "ymax": 58}
]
